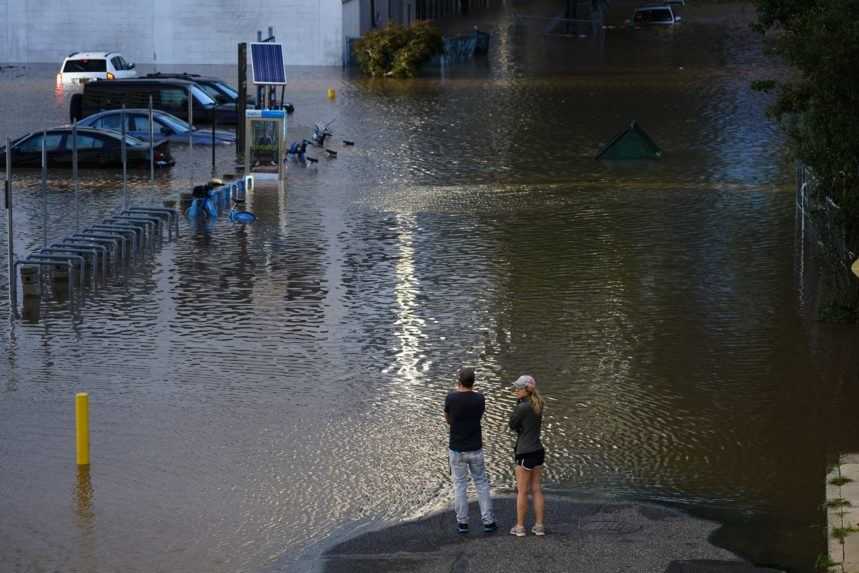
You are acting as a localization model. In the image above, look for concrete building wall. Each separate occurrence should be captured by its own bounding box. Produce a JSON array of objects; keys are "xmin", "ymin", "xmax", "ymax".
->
[
  {"xmin": 1, "ymin": 0, "xmax": 343, "ymax": 66},
  {"xmin": 343, "ymin": 0, "xmax": 360, "ymax": 39}
]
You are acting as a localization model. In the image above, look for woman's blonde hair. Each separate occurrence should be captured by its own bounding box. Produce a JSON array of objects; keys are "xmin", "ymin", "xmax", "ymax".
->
[{"xmin": 526, "ymin": 386, "xmax": 544, "ymax": 416}]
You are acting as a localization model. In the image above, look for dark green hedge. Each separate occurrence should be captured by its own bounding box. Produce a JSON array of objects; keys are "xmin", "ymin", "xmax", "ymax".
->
[{"xmin": 354, "ymin": 21, "xmax": 444, "ymax": 78}]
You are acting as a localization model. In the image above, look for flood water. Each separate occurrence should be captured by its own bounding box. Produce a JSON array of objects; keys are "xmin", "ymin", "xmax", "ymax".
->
[{"xmin": 1, "ymin": 2, "xmax": 858, "ymax": 572}]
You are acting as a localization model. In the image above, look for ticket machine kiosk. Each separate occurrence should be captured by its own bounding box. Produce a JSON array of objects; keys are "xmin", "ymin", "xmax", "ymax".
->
[{"xmin": 244, "ymin": 109, "xmax": 287, "ymax": 181}]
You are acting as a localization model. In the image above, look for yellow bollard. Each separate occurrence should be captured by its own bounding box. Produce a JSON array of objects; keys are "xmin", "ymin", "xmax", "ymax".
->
[
  {"xmin": 75, "ymin": 393, "xmax": 90, "ymax": 466},
  {"xmin": 327, "ymin": 88, "xmax": 336, "ymax": 100}
]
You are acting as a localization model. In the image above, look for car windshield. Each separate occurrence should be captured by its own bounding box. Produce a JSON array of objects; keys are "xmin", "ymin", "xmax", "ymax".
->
[
  {"xmin": 63, "ymin": 59, "xmax": 107, "ymax": 72},
  {"xmin": 196, "ymin": 83, "xmax": 225, "ymax": 102},
  {"xmin": 214, "ymin": 81, "xmax": 239, "ymax": 100},
  {"xmin": 156, "ymin": 113, "xmax": 191, "ymax": 133},
  {"xmin": 112, "ymin": 55, "xmax": 134, "ymax": 70},
  {"xmin": 636, "ymin": 8, "xmax": 674, "ymax": 22},
  {"xmin": 190, "ymin": 85, "xmax": 217, "ymax": 106}
]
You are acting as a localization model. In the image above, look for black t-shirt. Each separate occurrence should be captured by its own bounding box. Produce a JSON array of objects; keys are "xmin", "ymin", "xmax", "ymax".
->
[{"xmin": 445, "ymin": 390, "xmax": 485, "ymax": 452}]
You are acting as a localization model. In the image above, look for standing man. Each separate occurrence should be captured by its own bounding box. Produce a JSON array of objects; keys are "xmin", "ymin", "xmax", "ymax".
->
[{"xmin": 444, "ymin": 367, "xmax": 496, "ymax": 534}]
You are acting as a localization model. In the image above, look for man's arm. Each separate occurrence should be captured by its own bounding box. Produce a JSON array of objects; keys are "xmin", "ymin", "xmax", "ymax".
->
[{"xmin": 444, "ymin": 394, "xmax": 451, "ymax": 425}]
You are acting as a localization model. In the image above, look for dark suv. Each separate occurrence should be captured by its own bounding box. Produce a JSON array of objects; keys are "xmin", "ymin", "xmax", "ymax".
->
[
  {"xmin": 141, "ymin": 72, "xmax": 293, "ymax": 113},
  {"xmin": 70, "ymin": 78, "xmax": 238, "ymax": 125},
  {"xmin": 142, "ymin": 73, "xmax": 245, "ymax": 105}
]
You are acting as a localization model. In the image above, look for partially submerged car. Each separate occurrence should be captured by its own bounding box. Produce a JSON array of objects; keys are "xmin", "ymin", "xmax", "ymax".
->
[
  {"xmin": 632, "ymin": 4, "xmax": 681, "ymax": 25},
  {"xmin": 70, "ymin": 78, "xmax": 238, "ymax": 125},
  {"xmin": 57, "ymin": 51, "xmax": 137, "ymax": 86},
  {"xmin": 143, "ymin": 73, "xmax": 244, "ymax": 105},
  {"xmin": 77, "ymin": 109, "xmax": 236, "ymax": 145},
  {"xmin": 0, "ymin": 127, "xmax": 174, "ymax": 168},
  {"xmin": 142, "ymin": 72, "xmax": 294, "ymax": 112}
]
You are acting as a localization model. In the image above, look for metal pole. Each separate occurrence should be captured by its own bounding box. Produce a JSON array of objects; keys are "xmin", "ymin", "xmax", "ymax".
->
[
  {"xmin": 211, "ymin": 108, "xmax": 216, "ymax": 177},
  {"xmin": 256, "ymin": 31, "xmax": 263, "ymax": 107},
  {"xmin": 237, "ymin": 42, "xmax": 247, "ymax": 158},
  {"xmin": 73, "ymin": 120, "xmax": 79, "ymax": 232},
  {"xmin": 188, "ymin": 86, "xmax": 193, "ymax": 186},
  {"xmin": 41, "ymin": 129, "xmax": 47, "ymax": 250},
  {"xmin": 121, "ymin": 105, "xmax": 127, "ymax": 211},
  {"xmin": 149, "ymin": 96, "xmax": 155, "ymax": 183},
  {"xmin": 6, "ymin": 138, "xmax": 14, "ymax": 312}
]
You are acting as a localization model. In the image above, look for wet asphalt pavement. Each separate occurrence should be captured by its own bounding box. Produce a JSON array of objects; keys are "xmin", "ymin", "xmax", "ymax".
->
[{"xmin": 290, "ymin": 497, "xmax": 785, "ymax": 573}]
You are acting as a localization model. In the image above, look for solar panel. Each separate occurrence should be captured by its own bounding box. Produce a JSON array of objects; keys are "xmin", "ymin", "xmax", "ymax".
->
[{"xmin": 250, "ymin": 43, "xmax": 286, "ymax": 85}]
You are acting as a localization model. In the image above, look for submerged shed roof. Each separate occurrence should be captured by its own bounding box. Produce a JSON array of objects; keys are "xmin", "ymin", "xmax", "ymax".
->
[{"xmin": 596, "ymin": 120, "xmax": 663, "ymax": 160}]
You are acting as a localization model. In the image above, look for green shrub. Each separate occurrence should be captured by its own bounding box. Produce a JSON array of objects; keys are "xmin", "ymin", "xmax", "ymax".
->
[{"xmin": 354, "ymin": 21, "xmax": 444, "ymax": 78}]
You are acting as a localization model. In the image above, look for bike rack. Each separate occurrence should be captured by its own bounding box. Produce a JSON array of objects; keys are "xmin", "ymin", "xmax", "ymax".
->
[
  {"xmin": 21, "ymin": 254, "xmax": 82, "ymax": 292},
  {"xmin": 125, "ymin": 208, "xmax": 179, "ymax": 240},
  {"xmin": 55, "ymin": 241, "xmax": 110, "ymax": 275},
  {"xmin": 5, "ymin": 132, "xmax": 181, "ymax": 318},
  {"xmin": 93, "ymin": 223, "xmax": 143, "ymax": 254},
  {"xmin": 13, "ymin": 259, "xmax": 76, "ymax": 304},
  {"xmin": 113, "ymin": 214, "xmax": 162, "ymax": 240},
  {"xmin": 87, "ymin": 226, "xmax": 139, "ymax": 256},
  {"xmin": 38, "ymin": 248, "xmax": 98, "ymax": 288},
  {"xmin": 72, "ymin": 232, "xmax": 128, "ymax": 262}
]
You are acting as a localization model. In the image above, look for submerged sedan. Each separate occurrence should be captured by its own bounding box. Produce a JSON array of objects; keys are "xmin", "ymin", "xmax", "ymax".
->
[
  {"xmin": 77, "ymin": 109, "xmax": 236, "ymax": 145},
  {"xmin": 0, "ymin": 127, "xmax": 174, "ymax": 168}
]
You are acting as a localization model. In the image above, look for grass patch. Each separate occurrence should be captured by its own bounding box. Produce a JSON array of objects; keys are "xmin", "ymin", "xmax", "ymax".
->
[
  {"xmin": 832, "ymin": 525, "xmax": 858, "ymax": 542},
  {"xmin": 830, "ymin": 476, "xmax": 853, "ymax": 487},
  {"xmin": 826, "ymin": 498, "xmax": 852, "ymax": 510},
  {"xmin": 815, "ymin": 553, "xmax": 841, "ymax": 572}
]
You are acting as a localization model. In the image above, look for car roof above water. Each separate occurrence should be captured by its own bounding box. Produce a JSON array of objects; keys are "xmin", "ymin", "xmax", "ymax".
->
[{"xmin": 86, "ymin": 77, "xmax": 199, "ymax": 89}]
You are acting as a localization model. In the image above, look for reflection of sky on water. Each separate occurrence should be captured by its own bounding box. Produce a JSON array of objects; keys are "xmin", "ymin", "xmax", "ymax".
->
[{"xmin": 389, "ymin": 213, "xmax": 429, "ymax": 384}]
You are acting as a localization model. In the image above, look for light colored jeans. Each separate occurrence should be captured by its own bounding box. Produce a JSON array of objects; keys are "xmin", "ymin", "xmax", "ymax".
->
[{"xmin": 449, "ymin": 449, "xmax": 494, "ymax": 525}]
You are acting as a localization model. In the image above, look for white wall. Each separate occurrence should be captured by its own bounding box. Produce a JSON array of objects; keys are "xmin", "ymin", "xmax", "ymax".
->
[{"xmin": 2, "ymin": 0, "xmax": 343, "ymax": 66}]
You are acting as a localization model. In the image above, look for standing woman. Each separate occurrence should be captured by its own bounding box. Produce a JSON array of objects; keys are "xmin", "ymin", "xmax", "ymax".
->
[{"xmin": 508, "ymin": 375, "xmax": 546, "ymax": 536}]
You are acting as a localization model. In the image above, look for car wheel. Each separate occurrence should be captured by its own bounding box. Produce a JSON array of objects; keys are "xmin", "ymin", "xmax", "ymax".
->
[{"xmin": 69, "ymin": 93, "xmax": 83, "ymax": 123}]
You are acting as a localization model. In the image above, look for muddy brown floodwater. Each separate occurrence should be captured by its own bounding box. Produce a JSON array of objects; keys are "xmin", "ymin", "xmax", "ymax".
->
[{"xmin": 1, "ymin": 2, "xmax": 857, "ymax": 572}]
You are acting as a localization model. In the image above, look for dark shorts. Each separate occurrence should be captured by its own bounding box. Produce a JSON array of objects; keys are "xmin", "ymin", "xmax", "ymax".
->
[{"xmin": 515, "ymin": 449, "xmax": 545, "ymax": 471}]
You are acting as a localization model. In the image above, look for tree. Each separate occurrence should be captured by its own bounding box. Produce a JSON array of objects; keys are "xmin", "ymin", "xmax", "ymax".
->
[{"xmin": 753, "ymin": 0, "xmax": 859, "ymax": 237}]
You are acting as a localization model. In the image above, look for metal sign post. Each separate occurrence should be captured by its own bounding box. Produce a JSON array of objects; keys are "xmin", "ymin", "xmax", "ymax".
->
[
  {"xmin": 73, "ymin": 120, "xmax": 79, "ymax": 231},
  {"xmin": 41, "ymin": 129, "xmax": 47, "ymax": 249},
  {"xmin": 149, "ymin": 96, "xmax": 155, "ymax": 183},
  {"xmin": 121, "ymin": 106, "xmax": 128, "ymax": 211},
  {"xmin": 211, "ymin": 110, "xmax": 216, "ymax": 177},
  {"xmin": 6, "ymin": 138, "xmax": 14, "ymax": 312},
  {"xmin": 188, "ymin": 87, "xmax": 194, "ymax": 186}
]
